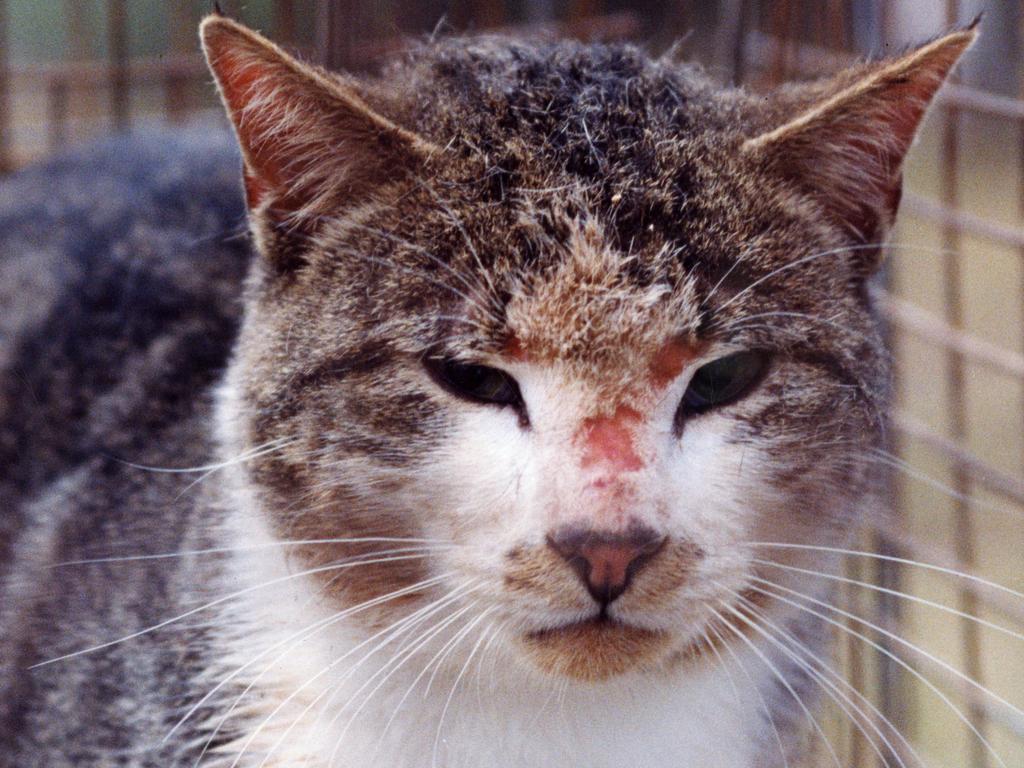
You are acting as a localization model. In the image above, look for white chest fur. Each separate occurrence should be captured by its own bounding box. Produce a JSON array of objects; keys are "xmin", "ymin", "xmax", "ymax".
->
[{"xmin": 213, "ymin": 509, "xmax": 775, "ymax": 768}]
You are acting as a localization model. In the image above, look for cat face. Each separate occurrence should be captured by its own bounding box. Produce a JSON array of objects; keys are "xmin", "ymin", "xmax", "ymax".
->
[{"xmin": 204, "ymin": 17, "xmax": 973, "ymax": 682}]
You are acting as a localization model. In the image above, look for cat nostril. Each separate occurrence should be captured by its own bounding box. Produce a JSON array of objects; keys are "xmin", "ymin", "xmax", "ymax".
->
[{"xmin": 546, "ymin": 525, "xmax": 667, "ymax": 607}]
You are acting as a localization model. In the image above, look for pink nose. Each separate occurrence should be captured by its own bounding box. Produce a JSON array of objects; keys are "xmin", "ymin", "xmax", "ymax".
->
[{"xmin": 547, "ymin": 526, "xmax": 666, "ymax": 606}]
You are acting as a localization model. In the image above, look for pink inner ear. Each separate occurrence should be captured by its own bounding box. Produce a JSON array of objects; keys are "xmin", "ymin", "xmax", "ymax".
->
[{"xmin": 206, "ymin": 41, "xmax": 290, "ymax": 209}]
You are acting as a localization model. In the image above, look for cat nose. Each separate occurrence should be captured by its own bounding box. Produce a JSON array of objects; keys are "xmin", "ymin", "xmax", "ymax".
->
[{"xmin": 547, "ymin": 525, "xmax": 667, "ymax": 606}]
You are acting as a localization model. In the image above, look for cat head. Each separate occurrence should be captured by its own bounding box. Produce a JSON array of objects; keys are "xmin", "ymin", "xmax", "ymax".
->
[{"xmin": 203, "ymin": 16, "xmax": 974, "ymax": 681}]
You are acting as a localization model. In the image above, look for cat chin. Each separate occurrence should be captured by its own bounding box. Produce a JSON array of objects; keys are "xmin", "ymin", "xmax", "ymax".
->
[{"xmin": 518, "ymin": 617, "xmax": 671, "ymax": 680}]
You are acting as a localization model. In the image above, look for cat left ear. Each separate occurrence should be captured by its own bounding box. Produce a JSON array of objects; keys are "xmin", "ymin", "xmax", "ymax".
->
[
  {"xmin": 743, "ymin": 22, "xmax": 978, "ymax": 273},
  {"xmin": 200, "ymin": 15, "xmax": 433, "ymax": 220}
]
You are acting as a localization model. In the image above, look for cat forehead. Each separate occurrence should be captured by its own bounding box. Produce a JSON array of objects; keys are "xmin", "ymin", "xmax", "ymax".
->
[{"xmin": 501, "ymin": 216, "xmax": 703, "ymax": 376}]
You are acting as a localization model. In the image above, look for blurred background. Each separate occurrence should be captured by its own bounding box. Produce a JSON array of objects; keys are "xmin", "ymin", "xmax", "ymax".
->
[{"xmin": 1, "ymin": 1, "xmax": 1022, "ymax": 767}]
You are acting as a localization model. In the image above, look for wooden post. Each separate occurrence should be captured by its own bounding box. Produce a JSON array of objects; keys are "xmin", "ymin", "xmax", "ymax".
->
[
  {"xmin": 107, "ymin": 0, "xmax": 129, "ymax": 130},
  {"xmin": 0, "ymin": 0, "xmax": 11, "ymax": 171}
]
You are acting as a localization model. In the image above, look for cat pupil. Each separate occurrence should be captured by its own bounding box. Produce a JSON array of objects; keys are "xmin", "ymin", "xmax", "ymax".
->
[
  {"xmin": 681, "ymin": 350, "xmax": 768, "ymax": 414},
  {"xmin": 429, "ymin": 358, "xmax": 522, "ymax": 407}
]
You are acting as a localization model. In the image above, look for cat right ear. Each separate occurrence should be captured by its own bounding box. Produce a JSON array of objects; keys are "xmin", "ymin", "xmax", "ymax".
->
[
  {"xmin": 742, "ymin": 23, "xmax": 977, "ymax": 275},
  {"xmin": 200, "ymin": 15, "xmax": 432, "ymax": 220}
]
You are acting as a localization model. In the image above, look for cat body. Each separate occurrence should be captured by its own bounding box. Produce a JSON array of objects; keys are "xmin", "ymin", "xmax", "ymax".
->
[
  {"xmin": 0, "ymin": 15, "xmax": 975, "ymax": 767},
  {"xmin": 0, "ymin": 130, "xmax": 250, "ymax": 764}
]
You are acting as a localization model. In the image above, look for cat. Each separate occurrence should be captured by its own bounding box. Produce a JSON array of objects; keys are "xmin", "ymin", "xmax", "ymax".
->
[{"xmin": 0, "ymin": 11, "xmax": 977, "ymax": 768}]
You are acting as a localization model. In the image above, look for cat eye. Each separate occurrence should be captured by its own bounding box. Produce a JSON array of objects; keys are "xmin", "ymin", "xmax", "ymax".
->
[
  {"xmin": 679, "ymin": 350, "xmax": 769, "ymax": 415},
  {"xmin": 425, "ymin": 357, "xmax": 524, "ymax": 409}
]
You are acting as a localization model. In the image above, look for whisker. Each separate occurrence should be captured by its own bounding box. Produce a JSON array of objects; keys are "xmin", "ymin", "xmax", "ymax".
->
[
  {"xmin": 344, "ymin": 217, "xmax": 504, "ymax": 319},
  {"xmin": 420, "ymin": 184, "xmax": 503, "ymax": 312},
  {"xmin": 747, "ymin": 541, "xmax": 1024, "ymax": 604},
  {"xmin": 109, "ymin": 437, "xmax": 296, "ymax": 475},
  {"xmin": 471, "ymin": 617, "xmax": 503, "ymax": 709},
  {"xmin": 255, "ymin": 586, "xmax": 481, "ymax": 768},
  {"xmin": 54, "ymin": 538, "xmax": 452, "ymax": 567},
  {"xmin": 432, "ymin": 610, "xmax": 497, "ymax": 768},
  {"xmin": 752, "ymin": 557, "xmax": 1024, "ymax": 644},
  {"xmin": 30, "ymin": 554, "xmax": 436, "ymax": 668},
  {"xmin": 723, "ymin": 585, "xmax": 919, "ymax": 768},
  {"xmin": 171, "ymin": 573, "xmax": 451, "ymax": 751},
  {"xmin": 373, "ymin": 612, "xmax": 499, "ymax": 749},
  {"xmin": 321, "ymin": 593, "xmax": 481, "ymax": 745},
  {"xmin": 747, "ymin": 577, "xmax": 1012, "ymax": 768},
  {"xmin": 321, "ymin": 599, "xmax": 484, "ymax": 767},
  {"xmin": 240, "ymin": 584, "xmax": 479, "ymax": 768},
  {"xmin": 714, "ymin": 241, "xmax": 974, "ymax": 320},
  {"xmin": 715, "ymin": 245, "xmax": 874, "ymax": 314},
  {"xmin": 335, "ymin": 247, "xmax": 503, "ymax": 327},
  {"xmin": 714, "ymin": 601, "xmax": 843, "ymax": 768},
  {"xmin": 728, "ymin": 602, "xmax": 897, "ymax": 768},
  {"xmin": 865, "ymin": 447, "xmax": 1024, "ymax": 521},
  {"xmin": 704, "ymin": 618, "xmax": 792, "ymax": 768}
]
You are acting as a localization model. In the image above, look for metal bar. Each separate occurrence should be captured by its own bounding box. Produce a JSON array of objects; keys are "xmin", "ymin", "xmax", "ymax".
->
[
  {"xmin": 872, "ymin": 620, "xmax": 1024, "ymax": 742},
  {"xmin": 892, "ymin": 411, "xmax": 1024, "ymax": 506},
  {"xmin": 941, "ymin": 83, "xmax": 1024, "ymax": 122},
  {"xmin": 320, "ymin": 12, "xmax": 641, "ymax": 65},
  {"xmin": 874, "ymin": 290, "xmax": 1024, "ymax": 380},
  {"xmin": 6, "ymin": 54, "xmax": 215, "ymax": 86},
  {"xmin": 902, "ymin": 192, "xmax": 1024, "ymax": 251},
  {"xmin": 845, "ymin": 549, "xmax": 869, "ymax": 766},
  {"xmin": 66, "ymin": 0, "xmax": 90, "ymax": 61},
  {"xmin": 0, "ymin": 6, "xmax": 640, "ymax": 89},
  {"xmin": 769, "ymin": 0, "xmax": 795, "ymax": 85},
  {"xmin": 1020, "ymin": 35, "xmax": 1024, "ymax": 718},
  {"xmin": 730, "ymin": 0, "xmax": 751, "ymax": 85},
  {"xmin": 107, "ymin": 0, "xmax": 129, "ymax": 130},
  {"xmin": 869, "ymin": 516, "xmax": 1024, "ymax": 626},
  {"xmin": 714, "ymin": 0, "xmax": 747, "ymax": 85},
  {"xmin": 871, "ymin": 7, "xmax": 910, "ymax": 760},
  {"xmin": 319, "ymin": 0, "xmax": 357, "ymax": 70},
  {"xmin": 940, "ymin": 3, "xmax": 986, "ymax": 760}
]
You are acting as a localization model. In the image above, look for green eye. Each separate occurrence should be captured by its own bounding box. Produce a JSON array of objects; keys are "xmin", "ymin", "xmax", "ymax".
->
[
  {"xmin": 425, "ymin": 358, "xmax": 523, "ymax": 408},
  {"xmin": 680, "ymin": 351, "xmax": 769, "ymax": 414}
]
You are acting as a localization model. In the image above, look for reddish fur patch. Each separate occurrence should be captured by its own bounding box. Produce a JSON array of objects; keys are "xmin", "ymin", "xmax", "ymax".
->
[
  {"xmin": 504, "ymin": 333, "xmax": 527, "ymax": 361},
  {"xmin": 578, "ymin": 405, "xmax": 643, "ymax": 472},
  {"xmin": 649, "ymin": 338, "xmax": 697, "ymax": 388}
]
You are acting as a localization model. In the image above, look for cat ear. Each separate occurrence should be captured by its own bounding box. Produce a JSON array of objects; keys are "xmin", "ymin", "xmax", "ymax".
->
[
  {"xmin": 743, "ymin": 23, "xmax": 978, "ymax": 270},
  {"xmin": 200, "ymin": 15, "xmax": 432, "ymax": 219}
]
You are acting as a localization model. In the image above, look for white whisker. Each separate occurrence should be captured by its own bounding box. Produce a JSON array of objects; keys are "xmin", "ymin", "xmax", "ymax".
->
[
  {"xmin": 432, "ymin": 610, "xmax": 497, "ymax": 768},
  {"xmin": 54, "ymin": 538, "xmax": 452, "ymax": 567},
  {"xmin": 748, "ymin": 577, "xmax": 1011, "ymax": 768},
  {"xmin": 31, "ymin": 554, "xmax": 436, "ymax": 668},
  {"xmin": 715, "ymin": 601, "xmax": 843, "ymax": 768},
  {"xmin": 175, "ymin": 574, "xmax": 451, "ymax": 755}
]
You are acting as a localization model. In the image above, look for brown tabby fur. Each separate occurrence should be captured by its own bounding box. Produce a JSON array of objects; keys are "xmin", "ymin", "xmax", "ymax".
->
[{"xmin": 205, "ymin": 13, "xmax": 973, "ymax": 624}]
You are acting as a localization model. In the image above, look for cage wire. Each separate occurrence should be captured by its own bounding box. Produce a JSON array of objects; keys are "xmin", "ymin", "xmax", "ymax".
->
[{"xmin": 0, "ymin": 2, "xmax": 1022, "ymax": 767}]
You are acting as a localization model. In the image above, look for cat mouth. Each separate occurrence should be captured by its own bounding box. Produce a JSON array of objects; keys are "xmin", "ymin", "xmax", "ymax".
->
[
  {"xmin": 520, "ymin": 616, "xmax": 670, "ymax": 681},
  {"xmin": 526, "ymin": 614, "xmax": 646, "ymax": 638}
]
